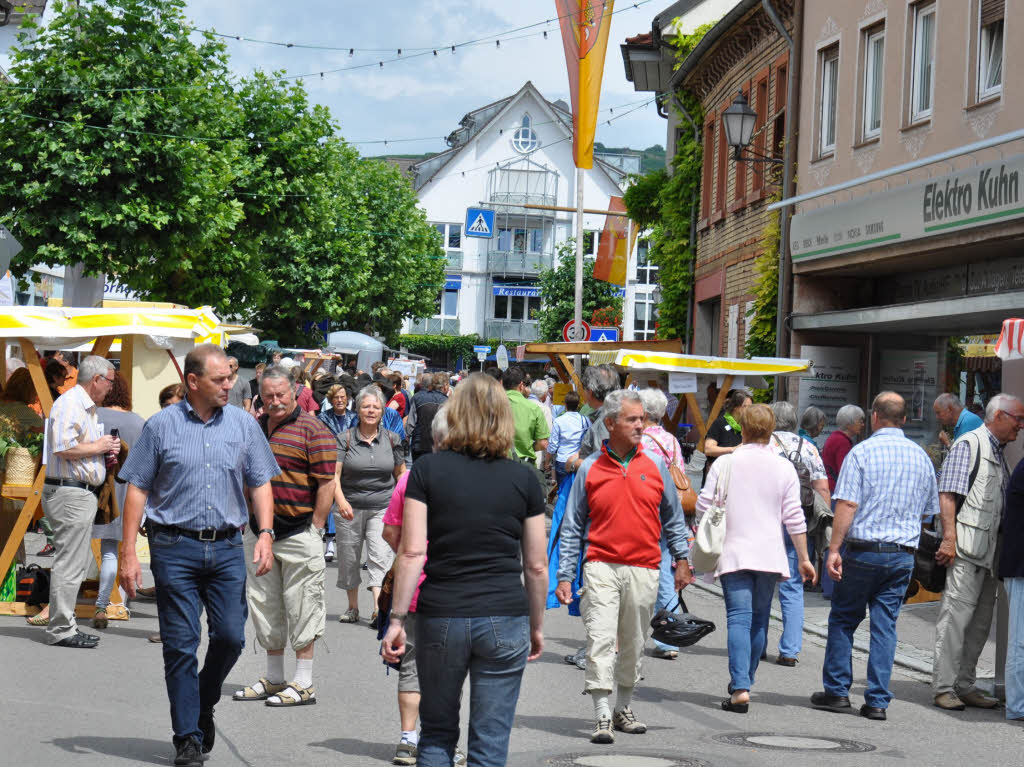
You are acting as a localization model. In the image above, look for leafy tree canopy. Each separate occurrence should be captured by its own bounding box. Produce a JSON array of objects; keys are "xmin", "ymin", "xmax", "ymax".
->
[{"xmin": 536, "ymin": 240, "xmax": 622, "ymax": 342}]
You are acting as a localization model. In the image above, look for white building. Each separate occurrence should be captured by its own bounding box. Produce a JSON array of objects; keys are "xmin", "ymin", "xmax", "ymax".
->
[{"xmin": 403, "ymin": 81, "xmax": 660, "ymax": 345}]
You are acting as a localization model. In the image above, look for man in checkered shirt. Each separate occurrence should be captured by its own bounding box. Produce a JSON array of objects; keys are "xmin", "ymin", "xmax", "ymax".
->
[
  {"xmin": 932, "ymin": 393, "xmax": 1024, "ymax": 711},
  {"xmin": 810, "ymin": 391, "xmax": 939, "ymax": 722}
]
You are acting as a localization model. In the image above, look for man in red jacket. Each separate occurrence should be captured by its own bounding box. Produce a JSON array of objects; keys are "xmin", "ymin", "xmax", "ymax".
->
[{"xmin": 556, "ymin": 389, "xmax": 693, "ymax": 744}]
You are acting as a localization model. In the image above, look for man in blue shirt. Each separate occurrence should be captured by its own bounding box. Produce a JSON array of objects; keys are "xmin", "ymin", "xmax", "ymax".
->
[
  {"xmin": 120, "ymin": 344, "xmax": 280, "ymax": 767},
  {"xmin": 810, "ymin": 391, "xmax": 939, "ymax": 722},
  {"xmin": 933, "ymin": 393, "xmax": 983, "ymax": 448}
]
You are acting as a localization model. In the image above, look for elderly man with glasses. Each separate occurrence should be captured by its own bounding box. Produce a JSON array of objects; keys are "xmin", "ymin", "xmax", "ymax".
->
[
  {"xmin": 932, "ymin": 393, "xmax": 1024, "ymax": 711},
  {"xmin": 42, "ymin": 354, "xmax": 122, "ymax": 649}
]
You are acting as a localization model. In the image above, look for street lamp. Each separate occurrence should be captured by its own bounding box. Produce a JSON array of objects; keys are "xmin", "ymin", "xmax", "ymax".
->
[{"xmin": 721, "ymin": 90, "xmax": 782, "ymax": 165}]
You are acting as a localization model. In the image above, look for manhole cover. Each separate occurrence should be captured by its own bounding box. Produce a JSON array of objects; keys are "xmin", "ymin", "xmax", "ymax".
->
[
  {"xmin": 713, "ymin": 733, "xmax": 875, "ymax": 753},
  {"xmin": 545, "ymin": 755, "xmax": 708, "ymax": 767}
]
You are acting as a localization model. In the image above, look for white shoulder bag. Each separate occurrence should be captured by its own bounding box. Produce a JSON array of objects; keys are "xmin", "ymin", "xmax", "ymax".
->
[{"xmin": 691, "ymin": 456, "xmax": 733, "ymax": 574}]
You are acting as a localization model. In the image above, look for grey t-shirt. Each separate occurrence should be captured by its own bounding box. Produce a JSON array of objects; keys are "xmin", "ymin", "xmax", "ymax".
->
[
  {"xmin": 338, "ymin": 426, "xmax": 404, "ymax": 510},
  {"xmin": 578, "ymin": 405, "xmax": 610, "ymax": 459},
  {"xmin": 228, "ymin": 376, "xmax": 250, "ymax": 408}
]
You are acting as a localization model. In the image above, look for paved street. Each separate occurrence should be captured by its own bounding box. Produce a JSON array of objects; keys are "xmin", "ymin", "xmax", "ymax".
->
[{"xmin": 2, "ymin": 532, "xmax": 1020, "ymax": 767}]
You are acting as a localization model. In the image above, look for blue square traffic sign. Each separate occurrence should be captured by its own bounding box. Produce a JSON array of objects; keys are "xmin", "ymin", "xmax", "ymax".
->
[{"xmin": 465, "ymin": 207, "xmax": 495, "ymax": 239}]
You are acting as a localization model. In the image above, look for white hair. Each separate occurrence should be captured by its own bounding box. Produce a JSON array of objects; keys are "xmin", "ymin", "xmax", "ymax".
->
[
  {"xmin": 354, "ymin": 385, "xmax": 386, "ymax": 412},
  {"xmin": 638, "ymin": 387, "xmax": 668, "ymax": 421},
  {"xmin": 602, "ymin": 388, "xmax": 644, "ymax": 421},
  {"xmin": 530, "ymin": 380, "xmax": 549, "ymax": 399},
  {"xmin": 985, "ymin": 393, "xmax": 1022, "ymax": 424},
  {"xmin": 78, "ymin": 355, "xmax": 114, "ymax": 384},
  {"xmin": 836, "ymin": 404, "xmax": 865, "ymax": 431}
]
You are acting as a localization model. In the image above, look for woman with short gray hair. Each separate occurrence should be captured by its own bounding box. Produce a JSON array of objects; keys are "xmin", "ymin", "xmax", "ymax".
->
[
  {"xmin": 638, "ymin": 387, "xmax": 689, "ymax": 660},
  {"xmin": 799, "ymin": 406, "xmax": 827, "ymax": 444},
  {"xmin": 334, "ymin": 385, "xmax": 405, "ymax": 627},
  {"xmin": 769, "ymin": 400, "xmax": 830, "ymax": 666}
]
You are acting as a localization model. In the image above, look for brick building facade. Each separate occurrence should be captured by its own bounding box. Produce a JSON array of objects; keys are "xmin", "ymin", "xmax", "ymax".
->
[{"xmin": 679, "ymin": 1, "xmax": 794, "ymax": 358}]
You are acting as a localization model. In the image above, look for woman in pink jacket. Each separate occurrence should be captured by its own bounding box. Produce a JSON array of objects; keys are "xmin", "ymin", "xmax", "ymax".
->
[{"xmin": 696, "ymin": 404, "xmax": 816, "ymax": 713}]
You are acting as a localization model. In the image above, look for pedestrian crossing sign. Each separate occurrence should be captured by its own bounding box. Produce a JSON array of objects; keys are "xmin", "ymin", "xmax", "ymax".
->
[{"xmin": 465, "ymin": 207, "xmax": 495, "ymax": 239}]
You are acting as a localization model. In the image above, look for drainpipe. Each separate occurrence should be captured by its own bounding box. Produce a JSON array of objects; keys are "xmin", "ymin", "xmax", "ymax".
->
[
  {"xmin": 671, "ymin": 94, "xmax": 700, "ymax": 355},
  {"xmin": 763, "ymin": 0, "xmax": 801, "ymax": 399}
]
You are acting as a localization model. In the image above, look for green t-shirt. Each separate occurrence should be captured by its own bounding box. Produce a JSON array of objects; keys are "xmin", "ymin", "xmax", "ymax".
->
[{"xmin": 506, "ymin": 389, "xmax": 551, "ymax": 462}]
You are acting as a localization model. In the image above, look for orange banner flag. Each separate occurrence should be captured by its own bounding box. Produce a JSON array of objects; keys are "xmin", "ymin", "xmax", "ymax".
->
[
  {"xmin": 555, "ymin": 0, "xmax": 615, "ymax": 169},
  {"xmin": 593, "ymin": 195, "xmax": 629, "ymax": 286}
]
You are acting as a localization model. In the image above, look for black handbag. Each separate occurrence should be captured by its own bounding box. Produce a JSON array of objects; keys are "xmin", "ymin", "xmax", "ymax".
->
[
  {"xmin": 913, "ymin": 527, "xmax": 946, "ymax": 593},
  {"xmin": 15, "ymin": 564, "xmax": 50, "ymax": 606},
  {"xmin": 649, "ymin": 591, "xmax": 716, "ymax": 648}
]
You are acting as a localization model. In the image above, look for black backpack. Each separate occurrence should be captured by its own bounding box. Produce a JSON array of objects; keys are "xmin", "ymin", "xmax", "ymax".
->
[
  {"xmin": 411, "ymin": 399, "xmax": 443, "ymax": 458},
  {"xmin": 773, "ymin": 434, "xmax": 815, "ymax": 519}
]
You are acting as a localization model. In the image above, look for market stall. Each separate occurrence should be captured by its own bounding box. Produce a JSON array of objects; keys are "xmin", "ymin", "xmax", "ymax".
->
[
  {"xmin": 0, "ymin": 306, "xmax": 222, "ymax": 619},
  {"xmin": 575, "ymin": 348, "xmax": 812, "ymax": 449}
]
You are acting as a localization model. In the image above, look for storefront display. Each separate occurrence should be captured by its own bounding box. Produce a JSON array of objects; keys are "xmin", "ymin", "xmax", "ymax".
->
[{"xmin": 797, "ymin": 345, "xmax": 862, "ymax": 442}]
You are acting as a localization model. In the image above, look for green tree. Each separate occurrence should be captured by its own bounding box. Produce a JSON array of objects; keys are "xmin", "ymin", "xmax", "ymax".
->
[
  {"xmin": 536, "ymin": 240, "xmax": 623, "ymax": 342},
  {"xmin": 337, "ymin": 158, "xmax": 445, "ymax": 344},
  {"xmin": 0, "ymin": 0, "xmax": 260, "ymax": 311}
]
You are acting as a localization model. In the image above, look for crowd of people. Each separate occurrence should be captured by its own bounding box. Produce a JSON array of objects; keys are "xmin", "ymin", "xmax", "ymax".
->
[{"xmin": 12, "ymin": 344, "xmax": 1024, "ymax": 767}]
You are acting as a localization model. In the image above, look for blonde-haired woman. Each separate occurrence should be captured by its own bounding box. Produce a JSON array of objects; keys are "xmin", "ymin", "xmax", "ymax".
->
[
  {"xmin": 696, "ymin": 403, "xmax": 815, "ymax": 713},
  {"xmin": 382, "ymin": 373, "xmax": 548, "ymax": 767}
]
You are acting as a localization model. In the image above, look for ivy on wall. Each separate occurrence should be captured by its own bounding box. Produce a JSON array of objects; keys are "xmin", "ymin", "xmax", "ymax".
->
[{"xmin": 621, "ymin": 23, "xmax": 713, "ymax": 342}]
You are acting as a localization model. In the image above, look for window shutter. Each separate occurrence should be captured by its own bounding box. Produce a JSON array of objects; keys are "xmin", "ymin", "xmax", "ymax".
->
[{"xmin": 981, "ymin": 0, "xmax": 1005, "ymax": 27}]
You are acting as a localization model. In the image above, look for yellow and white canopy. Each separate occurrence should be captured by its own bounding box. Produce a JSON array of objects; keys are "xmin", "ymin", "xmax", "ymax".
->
[
  {"xmin": 0, "ymin": 305, "xmax": 221, "ymax": 347},
  {"xmin": 589, "ymin": 349, "xmax": 812, "ymax": 377}
]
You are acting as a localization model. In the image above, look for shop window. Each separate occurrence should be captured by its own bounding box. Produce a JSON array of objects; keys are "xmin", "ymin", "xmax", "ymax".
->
[
  {"xmin": 818, "ymin": 44, "xmax": 839, "ymax": 157},
  {"xmin": 978, "ymin": 1, "xmax": 1004, "ymax": 100},
  {"xmin": 862, "ymin": 27, "xmax": 885, "ymax": 140},
  {"xmin": 910, "ymin": 3, "xmax": 936, "ymax": 123}
]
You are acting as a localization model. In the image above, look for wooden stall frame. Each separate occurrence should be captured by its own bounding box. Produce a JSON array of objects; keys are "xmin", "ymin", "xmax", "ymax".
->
[{"xmin": 0, "ymin": 336, "xmax": 130, "ymax": 620}]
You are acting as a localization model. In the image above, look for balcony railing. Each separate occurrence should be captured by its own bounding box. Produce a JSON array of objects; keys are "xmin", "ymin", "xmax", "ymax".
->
[
  {"xmin": 445, "ymin": 251, "xmax": 463, "ymax": 270},
  {"xmin": 407, "ymin": 317, "xmax": 460, "ymax": 336},
  {"xmin": 485, "ymin": 320, "xmax": 540, "ymax": 342},
  {"xmin": 488, "ymin": 192, "xmax": 557, "ymax": 215},
  {"xmin": 486, "ymin": 251, "xmax": 554, "ymax": 274}
]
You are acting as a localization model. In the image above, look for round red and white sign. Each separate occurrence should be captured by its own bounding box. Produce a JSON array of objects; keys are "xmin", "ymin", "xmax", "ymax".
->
[{"xmin": 562, "ymin": 318, "xmax": 591, "ymax": 343}]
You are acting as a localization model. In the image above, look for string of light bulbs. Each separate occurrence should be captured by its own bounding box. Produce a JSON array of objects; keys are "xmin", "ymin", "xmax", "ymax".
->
[{"xmin": 0, "ymin": 1, "xmax": 654, "ymax": 93}]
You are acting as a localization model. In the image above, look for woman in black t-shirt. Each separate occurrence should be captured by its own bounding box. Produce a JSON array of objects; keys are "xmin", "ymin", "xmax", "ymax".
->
[
  {"xmin": 704, "ymin": 389, "xmax": 753, "ymax": 468},
  {"xmin": 382, "ymin": 374, "xmax": 548, "ymax": 767}
]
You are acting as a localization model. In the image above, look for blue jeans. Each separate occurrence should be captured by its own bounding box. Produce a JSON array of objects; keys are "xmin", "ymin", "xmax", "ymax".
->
[
  {"xmin": 149, "ymin": 527, "xmax": 248, "ymax": 746},
  {"xmin": 822, "ymin": 547, "xmax": 913, "ymax": 709},
  {"xmin": 1005, "ymin": 577, "xmax": 1024, "ymax": 720},
  {"xmin": 416, "ymin": 615, "xmax": 529, "ymax": 767},
  {"xmin": 554, "ymin": 461, "xmax": 568, "ymax": 487},
  {"xmin": 720, "ymin": 570, "xmax": 777, "ymax": 691},
  {"xmin": 777, "ymin": 531, "xmax": 808, "ymax": 658},
  {"xmin": 653, "ymin": 539, "xmax": 678, "ymax": 652}
]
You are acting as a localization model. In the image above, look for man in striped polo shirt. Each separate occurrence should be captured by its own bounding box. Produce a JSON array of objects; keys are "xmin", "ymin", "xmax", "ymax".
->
[{"xmin": 233, "ymin": 365, "xmax": 337, "ymax": 708}]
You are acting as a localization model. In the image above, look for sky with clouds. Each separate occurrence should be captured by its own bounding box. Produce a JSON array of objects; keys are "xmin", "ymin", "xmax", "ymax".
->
[{"xmin": 181, "ymin": 0, "xmax": 668, "ymax": 157}]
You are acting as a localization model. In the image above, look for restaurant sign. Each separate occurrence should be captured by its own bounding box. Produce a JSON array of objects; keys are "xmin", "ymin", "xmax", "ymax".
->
[{"xmin": 791, "ymin": 154, "xmax": 1024, "ymax": 263}]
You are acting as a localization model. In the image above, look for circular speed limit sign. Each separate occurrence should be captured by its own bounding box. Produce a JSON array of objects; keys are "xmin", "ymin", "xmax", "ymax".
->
[{"xmin": 562, "ymin": 318, "xmax": 591, "ymax": 343}]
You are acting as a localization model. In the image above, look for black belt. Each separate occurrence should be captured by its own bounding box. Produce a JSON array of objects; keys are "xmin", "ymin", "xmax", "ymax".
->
[
  {"xmin": 147, "ymin": 523, "xmax": 239, "ymax": 542},
  {"xmin": 45, "ymin": 477, "xmax": 101, "ymax": 493},
  {"xmin": 846, "ymin": 540, "xmax": 916, "ymax": 555}
]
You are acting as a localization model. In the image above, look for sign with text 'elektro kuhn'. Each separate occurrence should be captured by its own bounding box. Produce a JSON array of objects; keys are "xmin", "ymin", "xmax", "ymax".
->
[{"xmin": 790, "ymin": 154, "xmax": 1024, "ymax": 264}]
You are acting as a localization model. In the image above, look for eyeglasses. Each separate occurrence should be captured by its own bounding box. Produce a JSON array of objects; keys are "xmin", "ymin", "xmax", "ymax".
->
[
  {"xmin": 100, "ymin": 375, "xmax": 115, "ymax": 384},
  {"xmin": 1001, "ymin": 411, "xmax": 1024, "ymax": 425}
]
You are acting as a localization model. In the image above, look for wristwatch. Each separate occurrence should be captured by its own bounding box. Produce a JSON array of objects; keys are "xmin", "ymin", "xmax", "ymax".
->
[
  {"xmin": 315, "ymin": 527, "xmax": 326, "ymax": 537},
  {"xmin": 258, "ymin": 528, "xmax": 276, "ymax": 540}
]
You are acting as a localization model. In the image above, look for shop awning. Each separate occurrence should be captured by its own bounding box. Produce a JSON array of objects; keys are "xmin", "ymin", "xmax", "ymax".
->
[
  {"xmin": 996, "ymin": 318, "xmax": 1024, "ymax": 360},
  {"xmin": 589, "ymin": 349, "xmax": 812, "ymax": 377}
]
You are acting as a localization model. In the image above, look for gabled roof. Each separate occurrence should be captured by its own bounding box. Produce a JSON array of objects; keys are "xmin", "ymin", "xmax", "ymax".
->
[{"xmin": 411, "ymin": 81, "xmax": 575, "ymax": 191}]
